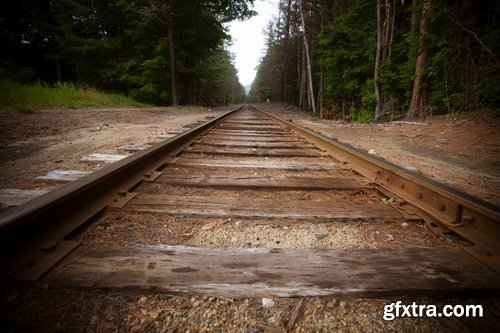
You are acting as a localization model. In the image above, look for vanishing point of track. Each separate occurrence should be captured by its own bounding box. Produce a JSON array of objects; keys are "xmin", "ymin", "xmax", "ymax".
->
[{"xmin": 0, "ymin": 104, "xmax": 499, "ymax": 297}]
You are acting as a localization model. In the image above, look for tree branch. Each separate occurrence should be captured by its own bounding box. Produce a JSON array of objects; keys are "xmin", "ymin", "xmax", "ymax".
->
[{"xmin": 443, "ymin": 9, "xmax": 499, "ymax": 66}]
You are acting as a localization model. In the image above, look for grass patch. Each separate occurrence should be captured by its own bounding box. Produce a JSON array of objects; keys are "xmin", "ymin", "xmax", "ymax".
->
[
  {"xmin": 308, "ymin": 115, "xmax": 320, "ymax": 121},
  {"xmin": 0, "ymin": 80, "xmax": 149, "ymax": 112}
]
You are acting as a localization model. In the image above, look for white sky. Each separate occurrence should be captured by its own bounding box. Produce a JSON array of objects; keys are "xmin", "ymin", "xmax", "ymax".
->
[{"xmin": 226, "ymin": 0, "xmax": 279, "ymax": 87}]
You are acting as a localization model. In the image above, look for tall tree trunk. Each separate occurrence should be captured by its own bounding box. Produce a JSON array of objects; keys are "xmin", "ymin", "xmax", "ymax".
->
[
  {"xmin": 167, "ymin": 25, "xmax": 177, "ymax": 106},
  {"xmin": 223, "ymin": 74, "xmax": 227, "ymax": 105},
  {"xmin": 407, "ymin": 0, "xmax": 433, "ymax": 120},
  {"xmin": 374, "ymin": 0, "xmax": 383, "ymax": 122},
  {"xmin": 298, "ymin": 0, "xmax": 316, "ymax": 114},
  {"xmin": 411, "ymin": 0, "xmax": 419, "ymax": 33},
  {"xmin": 299, "ymin": 45, "xmax": 307, "ymax": 108},
  {"xmin": 383, "ymin": 0, "xmax": 395, "ymax": 62},
  {"xmin": 318, "ymin": 0, "xmax": 324, "ymax": 119},
  {"xmin": 375, "ymin": 0, "xmax": 395, "ymax": 122},
  {"xmin": 282, "ymin": 0, "xmax": 292, "ymax": 102},
  {"xmin": 319, "ymin": 54, "xmax": 324, "ymax": 119}
]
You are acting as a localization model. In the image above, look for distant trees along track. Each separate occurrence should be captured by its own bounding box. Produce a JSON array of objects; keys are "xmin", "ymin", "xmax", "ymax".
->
[{"xmin": 0, "ymin": 105, "xmax": 498, "ymax": 297}]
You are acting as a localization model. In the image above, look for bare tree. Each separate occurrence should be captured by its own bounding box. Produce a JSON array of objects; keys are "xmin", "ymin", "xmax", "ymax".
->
[
  {"xmin": 383, "ymin": 0, "xmax": 395, "ymax": 62},
  {"xmin": 299, "ymin": 43, "xmax": 306, "ymax": 108},
  {"xmin": 318, "ymin": 0, "xmax": 325, "ymax": 119},
  {"xmin": 282, "ymin": 0, "xmax": 292, "ymax": 102},
  {"xmin": 374, "ymin": 0, "xmax": 384, "ymax": 121},
  {"xmin": 298, "ymin": 0, "xmax": 316, "ymax": 114}
]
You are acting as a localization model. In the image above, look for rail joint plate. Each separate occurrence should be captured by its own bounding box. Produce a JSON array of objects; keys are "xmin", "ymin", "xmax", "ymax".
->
[{"xmin": 377, "ymin": 169, "xmax": 458, "ymax": 226}]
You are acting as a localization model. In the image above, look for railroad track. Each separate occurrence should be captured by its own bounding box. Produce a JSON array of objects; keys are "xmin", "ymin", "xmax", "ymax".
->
[{"xmin": 0, "ymin": 104, "xmax": 499, "ymax": 298}]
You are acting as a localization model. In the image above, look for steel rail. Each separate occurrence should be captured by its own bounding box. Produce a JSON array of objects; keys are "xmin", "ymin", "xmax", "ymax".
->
[
  {"xmin": 252, "ymin": 105, "xmax": 500, "ymax": 272},
  {"xmin": 0, "ymin": 106, "xmax": 242, "ymax": 281}
]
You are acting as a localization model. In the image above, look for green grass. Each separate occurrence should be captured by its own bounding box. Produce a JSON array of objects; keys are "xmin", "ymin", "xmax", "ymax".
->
[{"xmin": 0, "ymin": 80, "xmax": 148, "ymax": 112}]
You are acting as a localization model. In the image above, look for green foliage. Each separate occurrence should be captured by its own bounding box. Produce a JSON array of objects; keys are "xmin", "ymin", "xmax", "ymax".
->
[
  {"xmin": 348, "ymin": 106, "xmax": 373, "ymax": 123},
  {"xmin": 119, "ymin": 38, "xmax": 170, "ymax": 105},
  {"xmin": 251, "ymin": 0, "xmax": 499, "ymax": 122},
  {"xmin": 360, "ymin": 79, "xmax": 376, "ymax": 121},
  {"xmin": 315, "ymin": 0, "xmax": 377, "ymax": 119},
  {"xmin": 0, "ymin": 80, "xmax": 147, "ymax": 112},
  {"xmin": 5, "ymin": 0, "xmax": 499, "ymax": 116},
  {"xmin": 1, "ymin": 0, "xmax": 253, "ymax": 106},
  {"xmin": 379, "ymin": 30, "xmax": 419, "ymax": 115}
]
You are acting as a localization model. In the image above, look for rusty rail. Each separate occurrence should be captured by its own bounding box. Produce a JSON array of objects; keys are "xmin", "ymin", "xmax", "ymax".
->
[
  {"xmin": 0, "ymin": 106, "xmax": 242, "ymax": 281},
  {"xmin": 253, "ymin": 105, "xmax": 500, "ymax": 272}
]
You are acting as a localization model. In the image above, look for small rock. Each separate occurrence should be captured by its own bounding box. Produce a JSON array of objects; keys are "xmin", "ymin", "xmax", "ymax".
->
[
  {"xmin": 340, "ymin": 301, "xmax": 347, "ymax": 308},
  {"xmin": 401, "ymin": 222, "xmax": 409, "ymax": 227},
  {"xmin": 96, "ymin": 226, "xmax": 105, "ymax": 231},
  {"xmin": 368, "ymin": 149, "xmax": 377, "ymax": 155},
  {"xmin": 149, "ymin": 309, "xmax": 160, "ymax": 319},
  {"xmin": 385, "ymin": 234, "xmax": 395, "ymax": 241},
  {"xmin": 326, "ymin": 301, "xmax": 334, "ymax": 309},
  {"xmin": 315, "ymin": 233, "xmax": 329, "ymax": 241},
  {"xmin": 261, "ymin": 298, "xmax": 275, "ymax": 308},
  {"xmin": 192, "ymin": 300, "xmax": 201, "ymax": 308},
  {"xmin": 268, "ymin": 315, "xmax": 281, "ymax": 326},
  {"xmin": 331, "ymin": 298, "xmax": 339, "ymax": 306},
  {"xmin": 138, "ymin": 296, "xmax": 148, "ymax": 304},
  {"xmin": 235, "ymin": 220, "xmax": 242, "ymax": 227}
]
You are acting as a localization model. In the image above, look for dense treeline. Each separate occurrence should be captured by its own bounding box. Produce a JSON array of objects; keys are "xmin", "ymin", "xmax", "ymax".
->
[
  {"xmin": 250, "ymin": 0, "xmax": 499, "ymax": 121},
  {"xmin": 0, "ymin": 0, "xmax": 255, "ymax": 106}
]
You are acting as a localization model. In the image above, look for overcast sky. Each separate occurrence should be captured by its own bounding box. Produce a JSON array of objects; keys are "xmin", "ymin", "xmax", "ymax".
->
[{"xmin": 226, "ymin": 0, "xmax": 279, "ymax": 87}]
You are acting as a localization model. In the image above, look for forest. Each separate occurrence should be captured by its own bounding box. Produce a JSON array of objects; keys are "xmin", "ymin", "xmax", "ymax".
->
[
  {"xmin": 249, "ymin": 0, "xmax": 500, "ymax": 121},
  {"xmin": 1, "ymin": 1, "xmax": 499, "ymax": 121},
  {"xmin": 0, "ymin": 0, "xmax": 255, "ymax": 106}
]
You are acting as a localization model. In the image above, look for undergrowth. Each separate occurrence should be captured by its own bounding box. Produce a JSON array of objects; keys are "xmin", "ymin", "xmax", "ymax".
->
[{"xmin": 0, "ymin": 80, "xmax": 148, "ymax": 112}]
